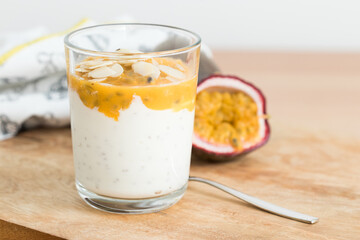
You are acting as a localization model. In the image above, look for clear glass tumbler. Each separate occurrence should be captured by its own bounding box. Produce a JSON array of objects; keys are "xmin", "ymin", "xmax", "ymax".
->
[{"xmin": 64, "ymin": 23, "xmax": 201, "ymax": 213}]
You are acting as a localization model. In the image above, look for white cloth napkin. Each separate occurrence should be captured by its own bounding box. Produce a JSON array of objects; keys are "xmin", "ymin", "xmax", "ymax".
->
[{"xmin": 0, "ymin": 20, "xmax": 218, "ymax": 140}]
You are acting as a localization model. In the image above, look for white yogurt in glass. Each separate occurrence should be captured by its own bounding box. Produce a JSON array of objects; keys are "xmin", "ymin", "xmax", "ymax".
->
[{"xmin": 69, "ymin": 90, "xmax": 194, "ymax": 199}]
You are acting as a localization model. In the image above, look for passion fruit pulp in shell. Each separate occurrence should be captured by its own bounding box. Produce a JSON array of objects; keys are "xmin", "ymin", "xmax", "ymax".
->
[{"xmin": 192, "ymin": 74, "xmax": 270, "ymax": 161}]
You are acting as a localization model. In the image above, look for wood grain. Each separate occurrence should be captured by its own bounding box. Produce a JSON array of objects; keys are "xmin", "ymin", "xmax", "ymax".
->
[
  {"xmin": 0, "ymin": 52, "xmax": 359, "ymax": 240},
  {"xmin": 0, "ymin": 219, "xmax": 64, "ymax": 240}
]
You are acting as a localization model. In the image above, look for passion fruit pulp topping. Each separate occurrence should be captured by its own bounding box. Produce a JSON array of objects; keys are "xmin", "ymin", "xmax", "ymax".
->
[
  {"xmin": 68, "ymin": 57, "xmax": 197, "ymax": 121},
  {"xmin": 194, "ymin": 90, "xmax": 261, "ymax": 151}
]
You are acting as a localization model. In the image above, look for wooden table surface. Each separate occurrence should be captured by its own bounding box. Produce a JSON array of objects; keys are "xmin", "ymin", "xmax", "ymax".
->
[{"xmin": 1, "ymin": 52, "xmax": 359, "ymax": 240}]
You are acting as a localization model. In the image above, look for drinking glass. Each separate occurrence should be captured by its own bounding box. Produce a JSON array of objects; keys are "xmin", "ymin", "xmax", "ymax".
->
[{"xmin": 64, "ymin": 23, "xmax": 201, "ymax": 213}]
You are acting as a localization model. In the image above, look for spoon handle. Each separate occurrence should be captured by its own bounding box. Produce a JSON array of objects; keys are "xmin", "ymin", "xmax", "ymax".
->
[{"xmin": 189, "ymin": 176, "xmax": 319, "ymax": 224}]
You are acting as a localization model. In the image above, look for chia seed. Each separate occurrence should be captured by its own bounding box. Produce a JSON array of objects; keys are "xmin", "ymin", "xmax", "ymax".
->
[{"xmin": 232, "ymin": 138, "xmax": 238, "ymax": 146}]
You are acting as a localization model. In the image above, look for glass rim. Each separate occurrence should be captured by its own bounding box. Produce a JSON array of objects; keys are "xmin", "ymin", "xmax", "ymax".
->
[{"xmin": 64, "ymin": 23, "xmax": 201, "ymax": 57}]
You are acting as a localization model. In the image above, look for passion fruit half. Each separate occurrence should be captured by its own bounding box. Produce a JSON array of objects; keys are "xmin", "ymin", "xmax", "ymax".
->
[{"xmin": 192, "ymin": 74, "xmax": 270, "ymax": 161}]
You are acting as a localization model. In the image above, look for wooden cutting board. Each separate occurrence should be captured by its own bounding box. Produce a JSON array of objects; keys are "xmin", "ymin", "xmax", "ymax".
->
[{"xmin": 1, "ymin": 52, "xmax": 359, "ymax": 240}]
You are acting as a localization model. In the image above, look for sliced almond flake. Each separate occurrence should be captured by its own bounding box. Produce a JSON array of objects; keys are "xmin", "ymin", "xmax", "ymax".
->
[
  {"xmin": 99, "ymin": 83, "xmax": 113, "ymax": 86},
  {"xmin": 165, "ymin": 76, "xmax": 179, "ymax": 82},
  {"xmin": 151, "ymin": 58, "xmax": 159, "ymax": 65},
  {"xmin": 110, "ymin": 63, "xmax": 124, "ymax": 77},
  {"xmin": 158, "ymin": 65, "xmax": 185, "ymax": 79},
  {"xmin": 132, "ymin": 61, "xmax": 160, "ymax": 79},
  {"xmin": 116, "ymin": 49, "xmax": 143, "ymax": 54},
  {"xmin": 88, "ymin": 66, "xmax": 116, "ymax": 79},
  {"xmin": 175, "ymin": 63, "xmax": 185, "ymax": 71},
  {"xmin": 150, "ymin": 69, "xmax": 160, "ymax": 80},
  {"xmin": 88, "ymin": 78, "xmax": 106, "ymax": 82},
  {"xmin": 116, "ymin": 49, "xmax": 144, "ymax": 65},
  {"xmin": 75, "ymin": 67, "xmax": 88, "ymax": 72},
  {"xmin": 117, "ymin": 59, "xmax": 138, "ymax": 65},
  {"xmin": 79, "ymin": 60, "xmax": 105, "ymax": 67},
  {"xmin": 87, "ymin": 61, "xmax": 114, "ymax": 69}
]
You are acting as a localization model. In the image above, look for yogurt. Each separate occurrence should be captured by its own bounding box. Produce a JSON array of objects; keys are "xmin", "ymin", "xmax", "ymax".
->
[{"xmin": 70, "ymin": 92, "xmax": 194, "ymax": 198}]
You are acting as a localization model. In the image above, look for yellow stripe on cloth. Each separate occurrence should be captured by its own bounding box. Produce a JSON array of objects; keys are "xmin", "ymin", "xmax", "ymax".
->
[{"xmin": 0, "ymin": 18, "xmax": 89, "ymax": 65}]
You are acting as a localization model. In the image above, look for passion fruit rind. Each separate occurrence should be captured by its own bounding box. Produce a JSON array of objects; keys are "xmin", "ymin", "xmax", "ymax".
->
[
  {"xmin": 192, "ymin": 74, "xmax": 270, "ymax": 162},
  {"xmin": 192, "ymin": 128, "xmax": 270, "ymax": 162}
]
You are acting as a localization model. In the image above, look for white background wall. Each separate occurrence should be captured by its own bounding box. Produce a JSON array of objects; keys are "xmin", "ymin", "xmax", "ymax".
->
[{"xmin": 1, "ymin": 0, "xmax": 359, "ymax": 52}]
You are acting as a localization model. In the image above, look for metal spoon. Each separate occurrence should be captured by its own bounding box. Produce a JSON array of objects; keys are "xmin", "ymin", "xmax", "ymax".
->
[{"xmin": 189, "ymin": 176, "xmax": 319, "ymax": 224}]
